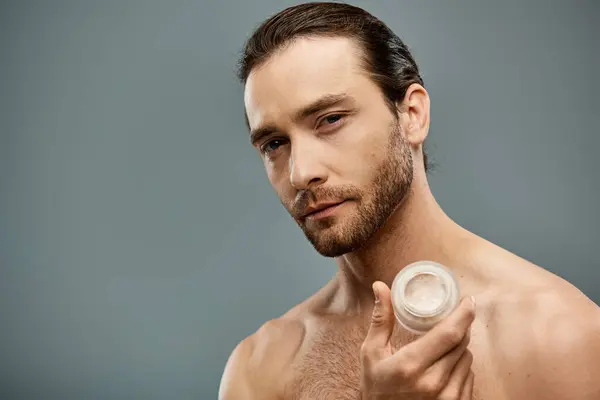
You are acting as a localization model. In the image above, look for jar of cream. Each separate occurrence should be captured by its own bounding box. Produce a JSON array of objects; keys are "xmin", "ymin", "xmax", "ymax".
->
[{"xmin": 390, "ymin": 261, "xmax": 460, "ymax": 334}]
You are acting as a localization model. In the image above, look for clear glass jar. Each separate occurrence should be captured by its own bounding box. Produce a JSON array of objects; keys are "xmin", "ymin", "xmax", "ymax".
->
[{"xmin": 391, "ymin": 261, "xmax": 460, "ymax": 334}]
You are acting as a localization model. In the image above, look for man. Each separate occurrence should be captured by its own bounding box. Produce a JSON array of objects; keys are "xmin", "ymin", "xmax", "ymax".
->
[{"xmin": 219, "ymin": 3, "xmax": 600, "ymax": 399}]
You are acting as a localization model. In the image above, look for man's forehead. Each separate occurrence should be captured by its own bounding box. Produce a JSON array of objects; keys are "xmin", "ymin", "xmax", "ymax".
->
[{"xmin": 243, "ymin": 36, "xmax": 366, "ymax": 129}]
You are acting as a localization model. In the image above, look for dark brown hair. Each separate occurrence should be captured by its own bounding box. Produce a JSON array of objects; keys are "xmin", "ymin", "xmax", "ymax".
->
[{"xmin": 238, "ymin": 2, "xmax": 430, "ymax": 172}]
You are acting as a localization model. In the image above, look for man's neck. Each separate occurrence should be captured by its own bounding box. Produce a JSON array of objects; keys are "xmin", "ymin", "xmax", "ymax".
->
[{"xmin": 333, "ymin": 179, "xmax": 473, "ymax": 312}]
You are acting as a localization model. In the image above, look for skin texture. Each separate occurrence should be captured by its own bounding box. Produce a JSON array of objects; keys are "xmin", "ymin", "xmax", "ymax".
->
[{"xmin": 219, "ymin": 36, "xmax": 600, "ymax": 399}]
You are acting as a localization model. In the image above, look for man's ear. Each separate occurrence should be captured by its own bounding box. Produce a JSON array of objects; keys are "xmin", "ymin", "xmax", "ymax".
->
[{"xmin": 397, "ymin": 83, "xmax": 430, "ymax": 147}]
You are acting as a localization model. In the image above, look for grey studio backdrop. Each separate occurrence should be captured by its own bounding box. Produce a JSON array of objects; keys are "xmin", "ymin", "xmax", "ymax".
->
[{"xmin": 1, "ymin": 0, "xmax": 598, "ymax": 398}]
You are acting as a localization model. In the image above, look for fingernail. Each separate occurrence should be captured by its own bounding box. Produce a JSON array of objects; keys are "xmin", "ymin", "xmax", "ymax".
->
[
  {"xmin": 373, "ymin": 283, "xmax": 380, "ymax": 304},
  {"xmin": 470, "ymin": 295, "xmax": 476, "ymax": 309}
]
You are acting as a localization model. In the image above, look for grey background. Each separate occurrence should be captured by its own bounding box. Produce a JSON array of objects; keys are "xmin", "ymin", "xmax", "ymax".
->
[{"xmin": 1, "ymin": 0, "xmax": 598, "ymax": 398}]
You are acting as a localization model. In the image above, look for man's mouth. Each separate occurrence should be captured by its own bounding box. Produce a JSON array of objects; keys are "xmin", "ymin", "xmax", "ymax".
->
[{"xmin": 302, "ymin": 200, "xmax": 347, "ymax": 220}]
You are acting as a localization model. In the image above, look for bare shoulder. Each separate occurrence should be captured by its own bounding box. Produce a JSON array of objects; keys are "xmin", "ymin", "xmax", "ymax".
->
[
  {"xmin": 218, "ymin": 279, "xmax": 340, "ymax": 399},
  {"xmin": 484, "ymin": 280, "xmax": 600, "ymax": 399},
  {"xmin": 218, "ymin": 312, "xmax": 308, "ymax": 400}
]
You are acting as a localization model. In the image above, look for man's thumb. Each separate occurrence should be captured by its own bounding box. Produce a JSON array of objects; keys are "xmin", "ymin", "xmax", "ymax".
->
[{"xmin": 364, "ymin": 281, "xmax": 395, "ymax": 349}]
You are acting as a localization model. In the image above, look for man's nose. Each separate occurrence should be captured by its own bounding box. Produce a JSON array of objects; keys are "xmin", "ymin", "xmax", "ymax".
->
[{"xmin": 289, "ymin": 139, "xmax": 328, "ymax": 190}]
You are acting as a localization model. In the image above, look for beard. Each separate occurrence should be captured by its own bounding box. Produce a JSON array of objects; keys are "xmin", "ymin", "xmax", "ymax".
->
[{"xmin": 284, "ymin": 122, "xmax": 414, "ymax": 257}]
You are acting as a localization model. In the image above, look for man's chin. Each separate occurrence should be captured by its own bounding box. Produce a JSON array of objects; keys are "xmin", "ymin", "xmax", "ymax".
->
[
  {"xmin": 312, "ymin": 244, "xmax": 351, "ymax": 258},
  {"xmin": 299, "ymin": 215, "xmax": 368, "ymax": 257},
  {"xmin": 305, "ymin": 232, "xmax": 362, "ymax": 258}
]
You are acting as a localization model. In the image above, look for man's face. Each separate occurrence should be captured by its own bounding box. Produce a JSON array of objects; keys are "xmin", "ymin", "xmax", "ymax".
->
[{"xmin": 244, "ymin": 37, "xmax": 414, "ymax": 257}]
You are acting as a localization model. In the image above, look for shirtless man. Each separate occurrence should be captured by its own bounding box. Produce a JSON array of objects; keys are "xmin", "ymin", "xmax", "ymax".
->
[{"xmin": 219, "ymin": 3, "xmax": 600, "ymax": 399}]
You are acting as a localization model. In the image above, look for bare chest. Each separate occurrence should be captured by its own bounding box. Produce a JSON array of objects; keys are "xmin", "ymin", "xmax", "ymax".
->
[
  {"xmin": 281, "ymin": 320, "xmax": 502, "ymax": 400},
  {"xmin": 283, "ymin": 322, "xmax": 367, "ymax": 400}
]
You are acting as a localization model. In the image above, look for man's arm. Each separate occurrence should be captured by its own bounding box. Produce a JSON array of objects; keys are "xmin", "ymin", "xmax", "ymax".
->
[
  {"xmin": 502, "ymin": 291, "xmax": 600, "ymax": 399},
  {"xmin": 218, "ymin": 336, "xmax": 258, "ymax": 400},
  {"xmin": 218, "ymin": 317, "xmax": 305, "ymax": 400},
  {"xmin": 526, "ymin": 311, "xmax": 600, "ymax": 399}
]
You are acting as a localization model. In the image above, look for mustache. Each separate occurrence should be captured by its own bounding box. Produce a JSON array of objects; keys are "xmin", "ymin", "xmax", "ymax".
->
[{"xmin": 290, "ymin": 185, "xmax": 360, "ymax": 218}]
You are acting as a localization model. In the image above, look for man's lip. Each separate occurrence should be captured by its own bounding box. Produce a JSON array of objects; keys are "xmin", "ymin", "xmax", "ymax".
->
[{"xmin": 302, "ymin": 201, "xmax": 345, "ymax": 218}]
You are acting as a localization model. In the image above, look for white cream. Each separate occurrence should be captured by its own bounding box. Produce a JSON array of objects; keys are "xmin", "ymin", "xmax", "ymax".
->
[{"xmin": 404, "ymin": 272, "xmax": 447, "ymax": 315}]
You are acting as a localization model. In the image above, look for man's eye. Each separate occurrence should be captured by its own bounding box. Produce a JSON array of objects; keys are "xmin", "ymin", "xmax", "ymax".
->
[
  {"xmin": 317, "ymin": 114, "xmax": 345, "ymax": 129},
  {"xmin": 324, "ymin": 114, "xmax": 342, "ymax": 125},
  {"xmin": 262, "ymin": 139, "xmax": 285, "ymax": 154}
]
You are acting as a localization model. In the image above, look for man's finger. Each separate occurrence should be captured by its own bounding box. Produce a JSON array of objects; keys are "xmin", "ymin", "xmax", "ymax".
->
[
  {"xmin": 362, "ymin": 281, "xmax": 395, "ymax": 356},
  {"xmin": 423, "ymin": 330, "xmax": 471, "ymax": 385},
  {"xmin": 398, "ymin": 296, "xmax": 476, "ymax": 369},
  {"xmin": 436, "ymin": 350, "xmax": 473, "ymax": 400},
  {"xmin": 460, "ymin": 370, "xmax": 475, "ymax": 400}
]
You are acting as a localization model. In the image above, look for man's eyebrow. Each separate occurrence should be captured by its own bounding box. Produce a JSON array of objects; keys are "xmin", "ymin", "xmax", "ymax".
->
[
  {"xmin": 294, "ymin": 92, "xmax": 353, "ymax": 121},
  {"xmin": 249, "ymin": 125, "xmax": 276, "ymax": 145},
  {"xmin": 248, "ymin": 93, "xmax": 353, "ymax": 144}
]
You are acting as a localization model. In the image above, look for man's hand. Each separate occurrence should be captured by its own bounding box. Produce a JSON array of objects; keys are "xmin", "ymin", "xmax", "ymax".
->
[{"xmin": 360, "ymin": 281, "xmax": 476, "ymax": 399}]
